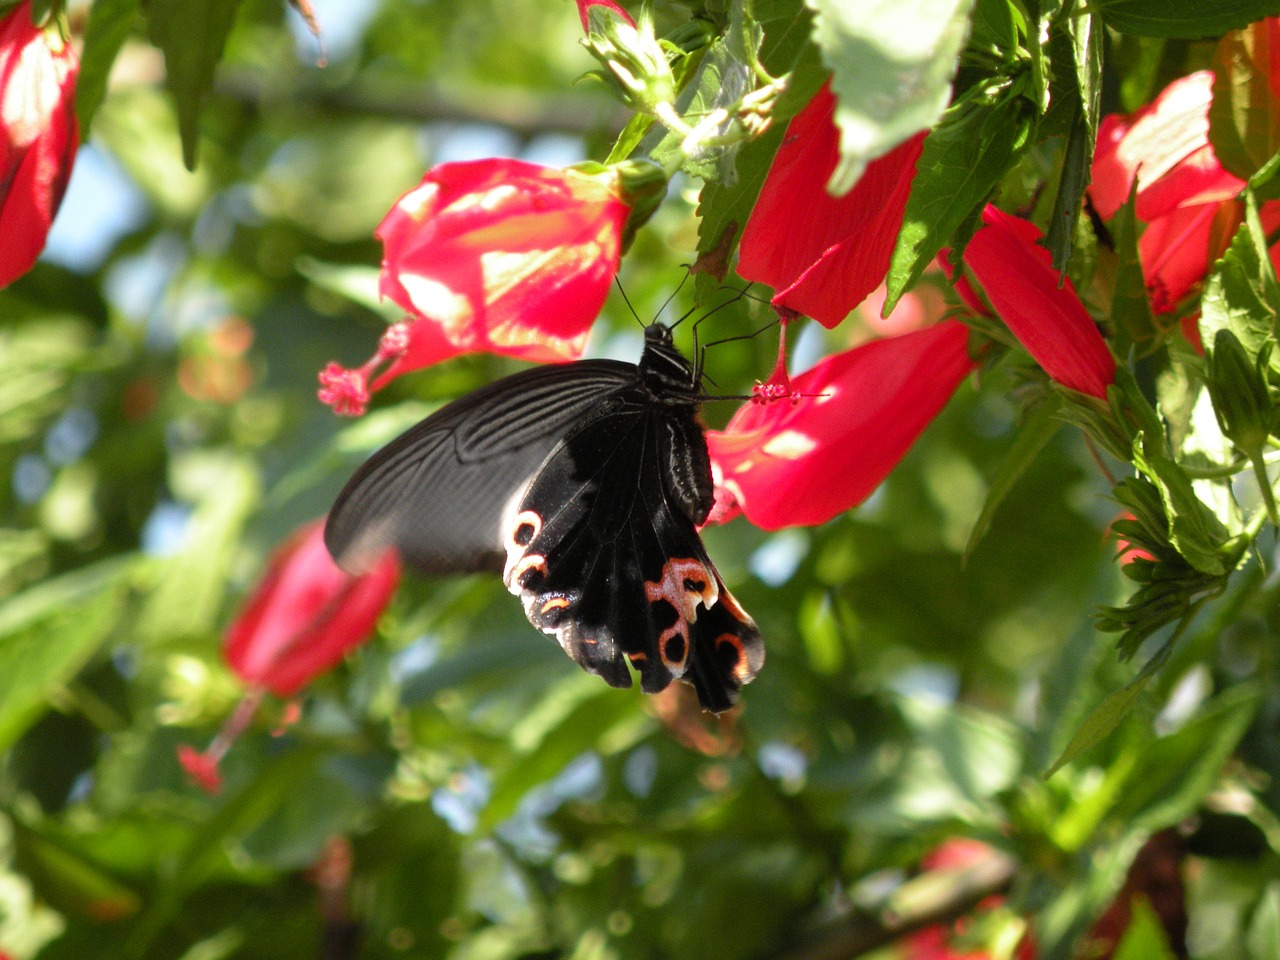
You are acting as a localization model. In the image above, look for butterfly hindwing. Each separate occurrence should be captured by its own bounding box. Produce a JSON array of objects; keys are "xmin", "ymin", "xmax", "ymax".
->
[
  {"xmin": 500, "ymin": 386, "xmax": 763, "ymax": 710},
  {"xmin": 326, "ymin": 360, "xmax": 635, "ymax": 574}
]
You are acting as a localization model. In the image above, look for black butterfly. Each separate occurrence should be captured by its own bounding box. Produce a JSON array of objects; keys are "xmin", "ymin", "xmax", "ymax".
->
[{"xmin": 324, "ymin": 322, "xmax": 764, "ymax": 713}]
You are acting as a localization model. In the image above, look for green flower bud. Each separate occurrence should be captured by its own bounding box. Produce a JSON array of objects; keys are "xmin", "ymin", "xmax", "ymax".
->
[
  {"xmin": 580, "ymin": 5, "xmax": 676, "ymax": 114},
  {"xmin": 1207, "ymin": 328, "xmax": 1274, "ymax": 454}
]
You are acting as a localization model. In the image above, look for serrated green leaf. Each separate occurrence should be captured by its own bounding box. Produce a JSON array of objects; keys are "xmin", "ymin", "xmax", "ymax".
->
[
  {"xmin": 143, "ymin": 0, "xmax": 246, "ymax": 170},
  {"xmin": 1046, "ymin": 7, "xmax": 1103, "ymax": 272},
  {"xmin": 885, "ymin": 85, "xmax": 1034, "ymax": 309},
  {"xmin": 1046, "ymin": 645, "xmax": 1166, "ymax": 776},
  {"xmin": 1096, "ymin": 0, "xmax": 1280, "ymax": 39},
  {"xmin": 1201, "ymin": 191, "xmax": 1280, "ymax": 380},
  {"xmin": 650, "ymin": 36, "xmax": 751, "ymax": 181},
  {"xmin": 804, "ymin": 0, "xmax": 976, "ymax": 193},
  {"xmin": 695, "ymin": 120, "xmax": 785, "ymax": 287},
  {"xmin": 76, "ymin": 0, "xmax": 141, "ymax": 133},
  {"xmin": 0, "ymin": 558, "xmax": 133, "ymax": 752},
  {"xmin": 965, "ymin": 392, "xmax": 1064, "ymax": 561},
  {"xmin": 1135, "ymin": 443, "xmax": 1232, "ymax": 576},
  {"xmin": 1210, "ymin": 20, "xmax": 1280, "ymax": 180}
]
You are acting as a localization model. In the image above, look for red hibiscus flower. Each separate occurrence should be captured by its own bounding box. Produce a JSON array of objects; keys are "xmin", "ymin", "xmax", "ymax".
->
[
  {"xmin": 963, "ymin": 206, "xmax": 1115, "ymax": 400},
  {"xmin": 1089, "ymin": 71, "xmax": 1253, "ymax": 315},
  {"xmin": 319, "ymin": 158, "xmax": 629, "ymax": 414},
  {"xmin": 179, "ymin": 521, "xmax": 399, "ymax": 793},
  {"xmin": 224, "ymin": 520, "xmax": 400, "ymax": 697},
  {"xmin": 738, "ymin": 82, "xmax": 926, "ymax": 328},
  {"xmin": 707, "ymin": 320, "xmax": 974, "ymax": 530},
  {"xmin": 0, "ymin": 0, "xmax": 78, "ymax": 287}
]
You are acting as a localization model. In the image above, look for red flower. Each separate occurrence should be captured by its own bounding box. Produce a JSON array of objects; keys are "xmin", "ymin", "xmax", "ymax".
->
[
  {"xmin": 1089, "ymin": 70, "xmax": 1261, "ymax": 315},
  {"xmin": 963, "ymin": 206, "xmax": 1115, "ymax": 399},
  {"xmin": 179, "ymin": 521, "xmax": 398, "ymax": 793},
  {"xmin": 575, "ymin": 0, "xmax": 634, "ymax": 30},
  {"xmin": 738, "ymin": 83, "xmax": 925, "ymax": 328},
  {"xmin": 323, "ymin": 160, "xmax": 628, "ymax": 415},
  {"xmin": 0, "ymin": 0, "xmax": 78, "ymax": 287},
  {"xmin": 224, "ymin": 520, "xmax": 400, "ymax": 697},
  {"xmin": 707, "ymin": 320, "xmax": 973, "ymax": 530}
]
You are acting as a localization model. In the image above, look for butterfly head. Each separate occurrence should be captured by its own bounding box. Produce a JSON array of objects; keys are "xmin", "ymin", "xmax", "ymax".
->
[{"xmin": 639, "ymin": 323, "xmax": 698, "ymax": 398}]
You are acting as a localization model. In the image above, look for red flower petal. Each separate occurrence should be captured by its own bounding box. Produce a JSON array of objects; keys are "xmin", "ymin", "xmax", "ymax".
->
[
  {"xmin": 224, "ymin": 520, "xmax": 400, "ymax": 697},
  {"xmin": 575, "ymin": 0, "xmax": 634, "ymax": 30},
  {"xmin": 376, "ymin": 158, "xmax": 628, "ymax": 366},
  {"xmin": 738, "ymin": 83, "xmax": 925, "ymax": 328},
  {"xmin": 0, "ymin": 0, "xmax": 78, "ymax": 287},
  {"xmin": 964, "ymin": 207, "xmax": 1115, "ymax": 399},
  {"xmin": 1090, "ymin": 71, "xmax": 1239, "ymax": 221},
  {"xmin": 707, "ymin": 320, "xmax": 973, "ymax": 530}
]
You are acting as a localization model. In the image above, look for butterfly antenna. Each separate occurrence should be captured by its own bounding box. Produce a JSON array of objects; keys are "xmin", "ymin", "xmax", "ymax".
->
[
  {"xmin": 662, "ymin": 271, "xmax": 695, "ymax": 330},
  {"xmin": 614, "ymin": 276, "xmax": 645, "ymax": 329}
]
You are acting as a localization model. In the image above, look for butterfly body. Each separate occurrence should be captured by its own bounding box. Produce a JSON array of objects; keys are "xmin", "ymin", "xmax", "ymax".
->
[{"xmin": 325, "ymin": 323, "xmax": 763, "ymax": 712}]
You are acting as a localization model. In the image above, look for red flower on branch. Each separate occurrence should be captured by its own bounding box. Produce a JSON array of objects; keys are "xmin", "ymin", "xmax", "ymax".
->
[
  {"xmin": 963, "ymin": 206, "xmax": 1115, "ymax": 399},
  {"xmin": 319, "ymin": 158, "xmax": 629, "ymax": 414},
  {"xmin": 738, "ymin": 83, "xmax": 925, "ymax": 328},
  {"xmin": 1089, "ymin": 70, "xmax": 1257, "ymax": 315},
  {"xmin": 707, "ymin": 320, "xmax": 973, "ymax": 530},
  {"xmin": 0, "ymin": 0, "xmax": 78, "ymax": 287},
  {"xmin": 179, "ymin": 521, "xmax": 399, "ymax": 792}
]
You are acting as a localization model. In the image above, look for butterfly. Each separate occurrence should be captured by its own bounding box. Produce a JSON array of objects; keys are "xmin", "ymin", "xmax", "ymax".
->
[{"xmin": 324, "ymin": 322, "xmax": 764, "ymax": 712}]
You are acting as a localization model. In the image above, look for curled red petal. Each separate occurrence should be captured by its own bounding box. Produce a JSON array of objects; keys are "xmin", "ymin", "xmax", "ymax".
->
[
  {"xmin": 738, "ymin": 83, "xmax": 924, "ymax": 328},
  {"xmin": 964, "ymin": 206, "xmax": 1115, "ymax": 399},
  {"xmin": 707, "ymin": 321, "xmax": 974, "ymax": 530},
  {"xmin": 223, "ymin": 520, "xmax": 400, "ymax": 697}
]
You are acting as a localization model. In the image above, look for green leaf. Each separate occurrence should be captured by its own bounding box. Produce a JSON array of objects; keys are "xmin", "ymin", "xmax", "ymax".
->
[
  {"xmin": 804, "ymin": 0, "xmax": 977, "ymax": 193},
  {"xmin": 1095, "ymin": 0, "xmax": 1280, "ymax": 39},
  {"xmin": 76, "ymin": 0, "xmax": 141, "ymax": 133},
  {"xmin": 10, "ymin": 819, "xmax": 142, "ymax": 922},
  {"xmin": 1110, "ymin": 186, "xmax": 1160, "ymax": 351},
  {"xmin": 1046, "ymin": 8, "xmax": 1103, "ymax": 272},
  {"xmin": 885, "ymin": 83, "xmax": 1034, "ymax": 309},
  {"xmin": 1047, "ymin": 645, "xmax": 1168, "ymax": 776},
  {"xmin": 1201, "ymin": 191, "xmax": 1280, "ymax": 381},
  {"xmin": 1210, "ymin": 20, "xmax": 1280, "ymax": 180},
  {"xmin": 0, "ymin": 559, "xmax": 132, "ymax": 752},
  {"xmin": 142, "ymin": 0, "xmax": 246, "ymax": 170},
  {"xmin": 965, "ymin": 392, "xmax": 1064, "ymax": 562},
  {"xmin": 695, "ymin": 120, "xmax": 786, "ymax": 285},
  {"xmin": 1248, "ymin": 884, "xmax": 1280, "ymax": 960},
  {"xmin": 1114, "ymin": 684, "xmax": 1260, "ymax": 831},
  {"xmin": 1113, "ymin": 897, "xmax": 1179, "ymax": 960}
]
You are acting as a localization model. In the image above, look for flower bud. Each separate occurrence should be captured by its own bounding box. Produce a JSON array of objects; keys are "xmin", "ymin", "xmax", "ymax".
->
[
  {"xmin": 578, "ymin": 3, "xmax": 676, "ymax": 114},
  {"xmin": 1207, "ymin": 328, "xmax": 1274, "ymax": 454}
]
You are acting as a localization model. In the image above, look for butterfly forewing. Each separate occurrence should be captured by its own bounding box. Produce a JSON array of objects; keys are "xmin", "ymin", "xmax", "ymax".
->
[
  {"xmin": 325, "ymin": 360, "xmax": 635, "ymax": 574},
  {"xmin": 326, "ymin": 323, "xmax": 764, "ymax": 712}
]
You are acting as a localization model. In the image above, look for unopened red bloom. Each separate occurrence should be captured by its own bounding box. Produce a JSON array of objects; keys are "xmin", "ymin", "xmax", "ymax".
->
[
  {"xmin": 963, "ymin": 206, "xmax": 1115, "ymax": 399},
  {"xmin": 0, "ymin": 0, "xmax": 78, "ymax": 287},
  {"xmin": 738, "ymin": 83, "xmax": 925, "ymax": 328},
  {"xmin": 224, "ymin": 520, "xmax": 400, "ymax": 697},
  {"xmin": 707, "ymin": 320, "xmax": 973, "ymax": 530},
  {"xmin": 575, "ymin": 0, "xmax": 634, "ymax": 30}
]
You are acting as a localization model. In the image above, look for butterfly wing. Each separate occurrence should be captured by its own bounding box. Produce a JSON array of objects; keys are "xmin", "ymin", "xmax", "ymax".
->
[
  {"xmin": 325, "ymin": 360, "xmax": 635, "ymax": 575},
  {"xmin": 500, "ymin": 396, "xmax": 764, "ymax": 712}
]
